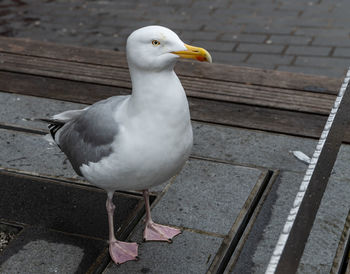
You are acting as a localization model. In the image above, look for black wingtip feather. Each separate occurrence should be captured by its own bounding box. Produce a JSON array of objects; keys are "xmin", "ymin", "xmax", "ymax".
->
[{"xmin": 48, "ymin": 122, "xmax": 64, "ymax": 141}]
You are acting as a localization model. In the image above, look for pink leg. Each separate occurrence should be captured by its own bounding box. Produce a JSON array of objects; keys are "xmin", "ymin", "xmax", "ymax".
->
[
  {"xmin": 143, "ymin": 189, "xmax": 181, "ymax": 242},
  {"xmin": 106, "ymin": 192, "xmax": 138, "ymax": 264}
]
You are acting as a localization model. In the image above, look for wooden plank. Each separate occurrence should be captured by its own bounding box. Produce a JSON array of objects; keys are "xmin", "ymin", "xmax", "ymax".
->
[
  {"xmin": 0, "ymin": 37, "xmax": 346, "ymax": 140},
  {"xmin": 0, "ymin": 36, "xmax": 128, "ymax": 69},
  {"xmin": 0, "ymin": 52, "xmax": 336, "ymax": 114},
  {"xmin": 2, "ymin": 70, "xmax": 349, "ymax": 142},
  {"xmin": 0, "ymin": 71, "xmax": 129, "ymax": 104},
  {"xmin": 181, "ymin": 78, "xmax": 334, "ymax": 115},
  {"xmin": 0, "ymin": 36, "xmax": 342, "ymax": 93},
  {"xmin": 176, "ymin": 62, "xmax": 342, "ymax": 95},
  {"xmin": 189, "ymin": 97, "xmax": 327, "ymax": 139},
  {"xmin": 0, "ymin": 52, "xmax": 132, "ymax": 89}
]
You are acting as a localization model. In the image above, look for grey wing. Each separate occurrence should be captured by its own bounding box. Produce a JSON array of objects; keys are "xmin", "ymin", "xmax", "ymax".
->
[{"xmin": 57, "ymin": 95, "xmax": 128, "ymax": 176}]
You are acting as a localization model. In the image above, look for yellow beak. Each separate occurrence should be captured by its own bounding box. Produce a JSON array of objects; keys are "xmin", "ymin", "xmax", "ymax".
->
[{"xmin": 172, "ymin": 44, "xmax": 212, "ymax": 63}]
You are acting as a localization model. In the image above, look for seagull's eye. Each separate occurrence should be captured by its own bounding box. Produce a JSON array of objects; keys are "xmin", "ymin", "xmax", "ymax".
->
[{"xmin": 152, "ymin": 40, "xmax": 161, "ymax": 46}]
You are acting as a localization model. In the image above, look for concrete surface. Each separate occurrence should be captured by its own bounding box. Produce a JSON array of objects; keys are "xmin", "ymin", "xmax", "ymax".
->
[
  {"xmin": 192, "ymin": 121, "xmax": 317, "ymax": 172},
  {"xmin": 1, "ymin": 93, "xmax": 350, "ymax": 271},
  {"xmin": 0, "ymin": 226, "xmax": 107, "ymax": 274},
  {"xmin": 105, "ymin": 229, "xmax": 222, "ymax": 274},
  {"xmin": 298, "ymin": 173, "xmax": 350, "ymax": 273},
  {"xmin": 105, "ymin": 158, "xmax": 265, "ymax": 273},
  {"xmin": 228, "ymin": 157, "xmax": 350, "ymax": 273},
  {"xmin": 0, "ymin": 128, "xmax": 79, "ymax": 178},
  {"xmin": 0, "ymin": 92, "xmax": 85, "ymax": 131},
  {"xmin": 148, "ymin": 159, "xmax": 263, "ymax": 235},
  {"xmin": 0, "ymin": 171, "xmax": 141, "ymax": 239},
  {"xmin": 0, "ymin": 124, "xmax": 344, "ymax": 273},
  {"xmin": 1, "ymin": 0, "xmax": 350, "ymax": 77},
  {"xmin": 0, "ymin": 131, "xmax": 267, "ymax": 273},
  {"xmin": 0, "ymin": 91, "xmax": 314, "ymax": 176},
  {"xmin": 229, "ymin": 171, "xmax": 304, "ymax": 273}
]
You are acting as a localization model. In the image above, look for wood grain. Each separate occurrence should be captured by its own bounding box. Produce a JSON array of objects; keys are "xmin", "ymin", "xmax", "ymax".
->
[
  {"xmin": 0, "ymin": 52, "xmax": 336, "ymax": 114},
  {"xmin": 0, "ymin": 36, "xmax": 347, "ymax": 141},
  {"xmin": 1, "ymin": 70, "xmax": 349, "ymax": 142},
  {"xmin": 0, "ymin": 36, "xmax": 342, "ymax": 93}
]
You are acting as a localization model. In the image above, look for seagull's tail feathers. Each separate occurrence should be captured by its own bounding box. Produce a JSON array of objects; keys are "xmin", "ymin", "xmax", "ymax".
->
[
  {"xmin": 52, "ymin": 107, "xmax": 89, "ymax": 122},
  {"xmin": 40, "ymin": 107, "xmax": 89, "ymax": 144},
  {"xmin": 48, "ymin": 121, "xmax": 65, "ymax": 142}
]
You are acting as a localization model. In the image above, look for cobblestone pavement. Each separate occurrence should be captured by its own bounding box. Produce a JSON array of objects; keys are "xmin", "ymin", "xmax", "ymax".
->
[{"xmin": 1, "ymin": 0, "xmax": 350, "ymax": 77}]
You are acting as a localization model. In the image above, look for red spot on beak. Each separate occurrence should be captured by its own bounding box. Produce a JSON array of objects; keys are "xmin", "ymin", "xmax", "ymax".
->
[{"xmin": 196, "ymin": 56, "xmax": 205, "ymax": 62}]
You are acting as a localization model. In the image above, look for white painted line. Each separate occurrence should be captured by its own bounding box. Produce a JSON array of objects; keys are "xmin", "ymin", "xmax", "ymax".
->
[{"xmin": 265, "ymin": 68, "xmax": 350, "ymax": 274}]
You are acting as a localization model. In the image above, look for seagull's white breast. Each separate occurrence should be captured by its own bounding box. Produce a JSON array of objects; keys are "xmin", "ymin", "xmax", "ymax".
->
[{"xmin": 80, "ymin": 71, "xmax": 193, "ymax": 192}]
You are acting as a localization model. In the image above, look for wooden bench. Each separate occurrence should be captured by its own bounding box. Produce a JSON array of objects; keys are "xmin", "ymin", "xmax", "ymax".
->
[{"xmin": 0, "ymin": 36, "xmax": 344, "ymax": 141}]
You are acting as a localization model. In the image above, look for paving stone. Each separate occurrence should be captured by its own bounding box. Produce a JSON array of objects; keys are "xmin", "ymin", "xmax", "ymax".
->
[
  {"xmin": 149, "ymin": 158, "xmax": 264, "ymax": 235},
  {"xmin": 211, "ymin": 52, "xmax": 248, "ymax": 65},
  {"xmin": 329, "ymin": 144, "xmax": 350, "ymax": 182},
  {"xmin": 104, "ymin": 157, "xmax": 265, "ymax": 273},
  {"xmin": 228, "ymin": 146, "xmax": 350, "ymax": 272},
  {"xmin": 285, "ymin": 45, "xmax": 331, "ymax": 56},
  {"xmin": 266, "ymin": 9, "xmax": 301, "ymax": 17},
  {"xmin": 233, "ymin": 62, "xmax": 276, "ymax": 70},
  {"xmin": 0, "ymin": 226, "xmax": 106, "ymax": 274},
  {"xmin": 0, "ymin": 92, "xmax": 85, "ymax": 131},
  {"xmin": 250, "ymin": 2, "xmax": 284, "ymax": 11},
  {"xmin": 161, "ymin": 21, "xmax": 204, "ymax": 32},
  {"xmin": 192, "ymin": 122, "xmax": 317, "ymax": 172},
  {"xmin": 277, "ymin": 65, "xmax": 346, "ymax": 78},
  {"xmin": 297, "ymin": 174, "xmax": 350, "ymax": 273},
  {"xmin": 1, "ymin": 0, "xmax": 350, "ymax": 76},
  {"xmin": 295, "ymin": 17, "xmax": 332, "ymax": 28},
  {"xmin": 233, "ymin": 15, "xmax": 272, "ymax": 26},
  {"xmin": 0, "ymin": 171, "xmax": 141, "ymax": 239},
  {"xmin": 330, "ymin": 18, "xmax": 350, "ymax": 29},
  {"xmin": 213, "ymin": 7, "xmax": 255, "ymax": 17},
  {"xmin": 193, "ymin": 0, "xmax": 229, "ymax": 8},
  {"xmin": 243, "ymin": 24, "xmax": 295, "ymax": 35},
  {"xmin": 276, "ymin": 3, "xmax": 305, "ymax": 12},
  {"xmin": 0, "ymin": 129, "xmax": 80, "ymax": 179},
  {"xmin": 140, "ymin": 6, "xmax": 177, "ymax": 16},
  {"xmin": 236, "ymin": 43, "xmax": 284, "ymax": 54},
  {"xmin": 0, "ymin": 93, "xmax": 319, "ymax": 174},
  {"xmin": 220, "ymin": 33, "xmax": 267, "ymax": 43},
  {"xmin": 333, "ymin": 47, "xmax": 350, "ymax": 57},
  {"xmin": 294, "ymin": 27, "xmax": 350, "ymax": 37},
  {"xmin": 268, "ymin": 35, "xmax": 312, "ymax": 45},
  {"xmin": 295, "ymin": 56, "xmax": 350, "ymax": 68},
  {"xmin": 247, "ymin": 53, "xmax": 294, "ymax": 66},
  {"xmin": 229, "ymin": 171, "xmax": 303, "ymax": 273},
  {"xmin": 191, "ymin": 40, "xmax": 235, "ymax": 52},
  {"xmin": 104, "ymin": 229, "xmax": 223, "ymax": 274},
  {"xmin": 298, "ymin": 9, "xmax": 333, "ymax": 19},
  {"xmin": 203, "ymin": 22, "xmax": 244, "ymax": 33},
  {"xmin": 312, "ymin": 36, "xmax": 350, "ymax": 47},
  {"xmin": 179, "ymin": 30, "xmax": 219, "ymax": 42},
  {"xmin": 267, "ymin": 17, "xmax": 299, "ymax": 29},
  {"xmin": 3, "ymin": 93, "xmax": 349, "ymax": 272}
]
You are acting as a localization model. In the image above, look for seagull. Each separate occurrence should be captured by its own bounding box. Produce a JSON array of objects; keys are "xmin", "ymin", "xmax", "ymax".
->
[{"xmin": 45, "ymin": 25, "xmax": 212, "ymax": 265}]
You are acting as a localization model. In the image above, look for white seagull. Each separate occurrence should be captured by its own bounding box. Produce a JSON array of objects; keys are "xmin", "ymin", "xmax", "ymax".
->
[{"xmin": 46, "ymin": 25, "xmax": 212, "ymax": 264}]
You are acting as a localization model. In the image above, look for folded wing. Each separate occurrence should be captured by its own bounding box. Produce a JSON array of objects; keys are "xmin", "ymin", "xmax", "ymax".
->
[{"xmin": 49, "ymin": 96, "xmax": 128, "ymax": 176}]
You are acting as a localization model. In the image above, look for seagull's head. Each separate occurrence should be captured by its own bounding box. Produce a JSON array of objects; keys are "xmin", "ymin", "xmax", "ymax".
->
[{"xmin": 126, "ymin": 25, "xmax": 212, "ymax": 71}]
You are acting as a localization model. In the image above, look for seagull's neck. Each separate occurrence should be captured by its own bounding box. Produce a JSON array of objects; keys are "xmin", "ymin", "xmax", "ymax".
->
[{"xmin": 128, "ymin": 67, "xmax": 187, "ymax": 112}]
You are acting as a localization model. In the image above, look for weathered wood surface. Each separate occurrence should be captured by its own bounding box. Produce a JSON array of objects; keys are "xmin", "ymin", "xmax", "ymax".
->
[
  {"xmin": 0, "ymin": 40, "xmax": 339, "ymax": 114},
  {"xmin": 0, "ymin": 54, "xmax": 335, "ymax": 115},
  {"xmin": 0, "ymin": 36, "xmax": 346, "ymax": 141},
  {"xmin": 0, "ymin": 37, "xmax": 341, "ymax": 93}
]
